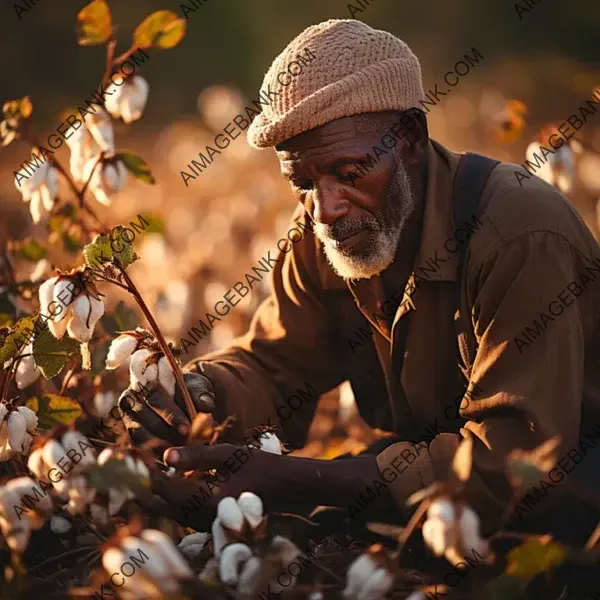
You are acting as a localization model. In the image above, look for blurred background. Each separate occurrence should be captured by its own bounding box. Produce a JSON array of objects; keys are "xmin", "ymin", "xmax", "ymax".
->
[{"xmin": 1, "ymin": 0, "xmax": 600, "ymax": 457}]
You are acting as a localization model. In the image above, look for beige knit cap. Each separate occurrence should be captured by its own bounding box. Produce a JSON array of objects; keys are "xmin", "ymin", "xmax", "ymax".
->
[{"xmin": 247, "ymin": 19, "xmax": 425, "ymax": 149}]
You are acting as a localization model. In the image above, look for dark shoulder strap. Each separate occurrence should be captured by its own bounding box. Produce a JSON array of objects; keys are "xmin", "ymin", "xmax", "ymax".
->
[{"xmin": 452, "ymin": 152, "xmax": 499, "ymax": 376}]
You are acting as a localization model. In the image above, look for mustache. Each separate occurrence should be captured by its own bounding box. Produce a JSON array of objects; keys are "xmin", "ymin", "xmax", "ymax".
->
[{"xmin": 313, "ymin": 215, "xmax": 379, "ymax": 242}]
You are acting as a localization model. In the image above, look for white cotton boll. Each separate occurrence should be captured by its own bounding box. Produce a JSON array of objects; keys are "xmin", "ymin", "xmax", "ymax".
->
[
  {"xmin": 343, "ymin": 554, "xmax": 378, "ymax": 599},
  {"xmin": 6, "ymin": 477, "xmax": 51, "ymax": 512},
  {"xmin": 45, "ymin": 166, "xmax": 59, "ymax": 199},
  {"xmin": 97, "ymin": 447, "xmax": 115, "ymax": 466},
  {"xmin": 217, "ymin": 496, "xmax": 245, "ymax": 533},
  {"xmin": 237, "ymin": 492, "xmax": 263, "ymax": 528},
  {"xmin": 50, "ymin": 515, "xmax": 72, "ymax": 535},
  {"xmin": 270, "ymin": 536, "xmax": 302, "ymax": 564},
  {"xmin": 157, "ymin": 356, "xmax": 176, "ymax": 398},
  {"xmin": 69, "ymin": 142, "xmax": 87, "ymax": 183},
  {"xmin": 309, "ymin": 593, "xmax": 325, "ymax": 600},
  {"xmin": 15, "ymin": 354, "xmax": 40, "ymax": 390},
  {"xmin": 357, "ymin": 569, "xmax": 394, "ymax": 600},
  {"xmin": 219, "ymin": 543, "xmax": 252, "ymax": 587},
  {"xmin": 141, "ymin": 529, "xmax": 193, "ymax": 579},
  {"xmin": 129, "ymin": 349, "xmax": 158, "ymax": 389},
  {"xmin": 259, "ymin": 432, "xmax": 282, "ymax": 455},
  {"xmin": 108, "ymin": 488, "xmax": 129, "ymax": 515},
  {"xmin": 102, "ymin": 163, "xmax": 120, "ymax": 193},
  {"xmin": 178, "ymin": 532, "xmax": 210, "ymax": 558},
  {"xmin": 53, "ymin": 476, "xmax": 71, "ymax": 499},
  {"xmin": 39, "ymin": 184, "xmax": 55, "ymax": 213},
  {"xmin": 15, "ymin": 151, "xmax": 49, "ymax": 197},
  {"xmin": 17, "ymin": 406, "xmax": 38, "ymax": 433},
  {"xmin": 422, "ymin": 517, "xmax": 455, "ymax": 558},
  {"xmin": 0, "ymin": 423, "xmax": 12, "ymax": 462},
  {"xmin": 51, "ymin": 278, "xmax": 74, "ymax": 323},
  {"xmin": 102, "ymin": 547, "xmax": 128, "ymax": 579},
  {"xmin": 121, "ymin": 535, "xmax": 172, "ymax": 587},
  {"xmin": 67, "ymin": 294, "xmax": 104, "ymax": 342},
  {"xmin": 27, "ymin": 448, "xmax": 46, "ymax": 480},
  {"xmin": 29, "ymin": 191, "xmax": 45, "ymax": 224},
  {"xmin": 428, "ymin": 499, "xmax": 455, "ymax": 523},
  {"xmin": 62, "ymin": 431, "xmax": 96, "ymax": 468},
  {"xmin": 7, "ymin": 411, "xmax": 27, "ymax": 452},
  {"xmin": 30, "ymin": 258, "xmax": 50, "ymax": 283},
  {"xmin": 39, "ymin": 277, "xmax": 57, "ymax": 315},
  {"xmin": 0, "ymin": 404, "xmax": 8, "ymax": 426},
  {"xmin": 456, "ymin": 506, "xmax": 489, "ymax": 560},
  {"xmin": 21, "ymin": 432, "xmax": 33, "ymax": 455},
  {"xmin": 211, "ymin": 517, "xmax": 228, "ymax": 558},
  {"xmin": 120, "ymin": 76, "xmax": 150, "ymax": 124},
  {"xmin": 5, "ymin": 519, "xmax": 31, "ymax": 553},
  {"xmin": 104, "ymin": 83, "xmax": 124, "ymax": 119},
  {"xmin": 106, "ymin": 335, "xmax": 138, "ymax": 370},
  {"xmin": 93, "ymin": 390, "xmax": 118, "ymax": 419},
  {"xmin": 87, "ymin": 111, "xmax": 115, "ymax": 155},
  {"xmin": 42, "ymin": 439, "xmax": 65, "ymax": 469},
  {"xmin": 237, "ymin": 556, "xmax": 263, "ymax": 599},
  {"xmin": 116, "ymin": 160, "xmax": 128, "ymax": 189}
]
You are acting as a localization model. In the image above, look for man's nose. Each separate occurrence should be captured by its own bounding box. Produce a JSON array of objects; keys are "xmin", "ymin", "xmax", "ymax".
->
[{"xmin": 311, "ymin": 180, "xmax": 350, "ymax": 225}]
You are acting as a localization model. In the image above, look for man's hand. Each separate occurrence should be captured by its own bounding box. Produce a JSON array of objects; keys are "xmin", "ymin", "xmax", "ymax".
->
[
  {"xmin": 136, "ymin": 443, "xmax": 387, "ymax": 531},
  {"xmin": 121, "ymin": 371, "xmax": 216, "ymax": 450}
]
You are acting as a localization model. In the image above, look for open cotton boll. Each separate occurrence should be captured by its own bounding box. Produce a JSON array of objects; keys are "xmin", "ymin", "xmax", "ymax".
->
[
  {"xmin": 50, "ymin": 515, "xmax": 72, "ymax": 535},
  {"xmin": 211, "ymin": 517, "xmax": 228, "ymax": 558},
  {"xmin": 343, "ymin": 554, "xmax": 378, "ymax": 599},
  {"xmin": 7, "ymin": 477, "xmax": 52, "ymax": 512},
  {"xmin": 105, "ymin": 334, "xmax": 138, "ymax": 370},
  {"xmin": 157, "ymin": 356, "xmax": 176, "ymax": 397},
  {"xmin": 237, "ymin": 556, "xmax": 263, "ymax": 599},
  {"xmin": 219, "ymin": 543, "xmax": 253, "ymax": 587},
  {"xmin": 358, "ymin": 569, "xmax": 394, "ymax": 600},
  {"xmin": 67, "ymin": 294, "xmax": 105, "ymax": 342},
  {"xmin": 21, "ymin": 432, "xmax": 33, "ymax": 455},
  {"xmin": 217, "ymin": 497, "xmax": 245, "ymax": 533},
  {"xmin": 108, "ymin": 488, "xmax": 129, "ymax": 516},
  {"xmin": 15, "ymin": 353, "xmax": 41, "ymax": 389},
  {"xmin": 42, "ymin": 439, "xmax": 65, "ymax": 469},
  {"xmin": 237, "ymin": 492, "xmax": 263, "ymax": 528},
  {"xmin": 93, "ymin": 390, "xmax": 118, "ymax": 419},
  {"xmin": 62, "ymin": 431, "xmax": 96, "ymax": 468},
  {"xmin": 121, "ymin": 536, "xmax": 172, "ymax": 587},
  {"xmin": 27, "ymin": 447, "xmax": 46, "ymax": 480},
  {"xmin": 14, "ymin": 150, "xmax": 50, "ymax": 198},
  {"xmin": 120, "ymin": 76, "xmax": 150, "ymax": 124},
  {"xmin": 0, "ymin": 405, "xmax": 7, "ymax": 426},
  {"xmin": 16, "ymin": 406, "xmax": 38, "ymax": 433},
  {"xmin": 97, "ymin": 447, "xmax": 115, "ymax": 465},
  {"xmin": 90, "ymin": 503, "xmax": 109, "ymax": 524},
  {"xmin": 129, "ymin": 349, "xmax": 159, "ymax": 389},
  {"xmin": 141, "ymin": 529, "xmax": 193, "ymax": 579},
  {"xmin": 51, "ymin": 278, "xmax": 75, "ymax": 324},
  {"xmin": 178, "ymin": 532, "xmax": 210, "ymax": 558},
  {"xmin": 135, "ymin": 458, "xmax": 150, "ymax": 479},
  {"xmin": 87, "ymin": 111, "xmax": 114, "ymax": 155},
  {"xmin": 7, "ymin": 411, "xmax": 27, "ymax": 452}
]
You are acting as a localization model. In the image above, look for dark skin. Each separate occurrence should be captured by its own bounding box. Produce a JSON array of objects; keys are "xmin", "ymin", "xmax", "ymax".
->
[{"xmin": 132, "ymin": 110, "xmax": 430, "ymax": 530}]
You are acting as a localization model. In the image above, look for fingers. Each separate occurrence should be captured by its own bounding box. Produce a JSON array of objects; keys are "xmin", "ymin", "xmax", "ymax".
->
[
  {"xmin": 175, "ymin": 372, "xmax": 216, "ymax": 414},
  {"xmin": 120, "ymin": 393, "xmax": 185, "ymax": 447},
  {"xmin": 163, "ymin": 443, "xmax": 236, "ymax": 471},
  {"xmin": 145, "ymin": 386, "xmax": 191, "ymax": 436}
]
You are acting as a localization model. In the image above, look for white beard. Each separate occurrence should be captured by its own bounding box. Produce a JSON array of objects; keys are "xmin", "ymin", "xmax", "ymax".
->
[{"xmin": 313, "ymin": 162, "xmax": 415, "ymax": 281}]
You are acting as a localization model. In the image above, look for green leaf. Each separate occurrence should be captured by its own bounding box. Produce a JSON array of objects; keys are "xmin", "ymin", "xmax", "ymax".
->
[
  {"xmin": 110, "ymin": 226, "xmax": 139, "ymax": 268},
  {"xmin": 118, "ymin": 151, "xmax": 155, "ymax": 185},
  {"xmin": 27, "ymin": 394, "xmax": 82, "ymax": 429},
  {"xmin": 76, "ymin": 0, "xmax": 113, "ymax": 46},
  {"xmin": 138, "ymin": 214, "xmax": 165, "ymax": 235},
  {"xmin": 0, "ymin": 315, "xmax": 38, "ymax": 364},
  {"xmin": 19, "ymin": 238, "xmax": 46, "ymax": 262},
  {"xmin": 83, "ymin": 234, "xmax": 114, "ymax": 271},
  {"xmin": 506, "ymin": 537, "xmax": 566, "ymax": 583},
  {"xmin": 133, "ymin": 10, "xmax": 186, "ymax": 49},
  {"xmin": 32, "ymin": 326, "xmax": 79, "ymax": 379},
  {"xmin": 86, "ymin": 458, "xmax": 150, "ymax": 495}
]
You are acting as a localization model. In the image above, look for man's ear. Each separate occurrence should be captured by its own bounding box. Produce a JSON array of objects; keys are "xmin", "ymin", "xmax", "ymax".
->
[{"xmin": 404, "ymin": 108, "xmax": 429, "ymax": 165}]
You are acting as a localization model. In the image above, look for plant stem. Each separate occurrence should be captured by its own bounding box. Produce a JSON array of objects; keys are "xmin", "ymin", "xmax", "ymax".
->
[
  {"xmin": 396, "ymin": 498, "xmax": 430, "ymax": 563},
  {"xmin": 120, "ymin": 269, "xmax": 197, "ymax": 420}
]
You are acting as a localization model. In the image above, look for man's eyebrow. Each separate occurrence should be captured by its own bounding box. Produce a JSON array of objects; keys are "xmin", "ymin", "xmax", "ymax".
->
[{"xmin": 281, "ymin": 156, "xmax": 365, "ymax": 178}]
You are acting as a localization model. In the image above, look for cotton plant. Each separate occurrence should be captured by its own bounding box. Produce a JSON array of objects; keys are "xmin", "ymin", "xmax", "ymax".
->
[
  {"xmin": 101, "ymin": 528, "xmax": 193, "ymax": 598},
  {"xmin": 105, "ymin": 75, "xmax": 150, "ymax": 124}
]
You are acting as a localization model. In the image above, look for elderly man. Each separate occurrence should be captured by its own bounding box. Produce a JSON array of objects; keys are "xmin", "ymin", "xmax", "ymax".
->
[{"xmin": 128, "ymin": 20, "xmax": 600, "ymax": 551}]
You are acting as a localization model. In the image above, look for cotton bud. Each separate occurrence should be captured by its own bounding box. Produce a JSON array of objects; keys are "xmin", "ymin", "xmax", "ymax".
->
[
  {"xmin": 212, "ymin": 517, "xmax": 228, "ymax": 558},
  {"xmin": 157, "ymin": 356, "xmax": 176, "ymax": 398},
  {"xmin": 50, "ymin": 515, "xmax": 72, "ymax": 535},
  {"xmin": 105, "ymin": 75, "xmax": 150, "ymax": 124},
  {"xmin": 84, "ymin": 157, "xmax": 128, "ymax": 206},
  {"xmin": 93, "ymin": 390, "xmax": 118, "ymax": 419},
  {"xmin": 105, "ymin": 334, "xmax": 138, "ymax": 370},
  {"xmin": 130, "ymin": 348, "xmax": 159, "ymax": 389},
  {"xmin": 343, "ymin": 554, "xmax": 394, "ymax": 600},
  {"xmin": 141, "ymin": 529, "xmax": 193, "ymax": 580},
  {"xmin": 87, "ymin": 110, "xmax": 114, "ymax": 155},
  {"xmin": 259, "ymin": 432, "xmax": 283, "ymax": 455},
  {"xmin": 7, "ymin": 411, "xmax": 27, "ymax": 452},
  {"xmin": 217, "ymin": 496, "xmax": 245, "ymax": 533},
  {"xmin": 178, "ymin": 532, "xmax": 210, "ymax": 559},
  {"xmin": 237, "ymin": 492, "xmax": 263, "ymax": 529},
  {"xmin": 67, "ymin": 293, "xmax": 105, "ymax": 343},
  {"xmin": 219, "ymin": 543, "xmax": 253, "ymax": 586}
]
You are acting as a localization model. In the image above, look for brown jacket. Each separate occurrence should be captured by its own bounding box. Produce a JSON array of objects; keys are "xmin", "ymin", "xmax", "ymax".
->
[{"xmin": 187, "ymin": 139, "xmax": 600, "ymax": 532}]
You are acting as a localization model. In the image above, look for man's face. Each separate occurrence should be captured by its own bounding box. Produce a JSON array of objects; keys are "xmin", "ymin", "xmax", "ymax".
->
[{"xmin": 276, "ymin": 112, "xmax": 425, "ymax": 281}]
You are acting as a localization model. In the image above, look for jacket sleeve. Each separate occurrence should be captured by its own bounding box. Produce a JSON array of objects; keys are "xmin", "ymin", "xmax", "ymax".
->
[
  {"xmin": 375, "ymin": 230, "xmax": 600, "ymax": 531},
  {"xmin": 184, "ymin": 217, "xmax": 347, "ymax": 448}
]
